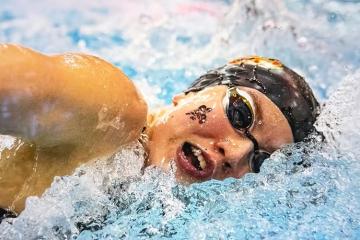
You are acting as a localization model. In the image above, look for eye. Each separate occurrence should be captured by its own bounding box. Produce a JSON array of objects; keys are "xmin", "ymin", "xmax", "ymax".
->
[
  {"xmin": 226, "ymin": 88, "xmax": 254, "ymax": 131},
  {"xmin": 249, "ymin": 151, "xmax": 270, "ymax": 173}
]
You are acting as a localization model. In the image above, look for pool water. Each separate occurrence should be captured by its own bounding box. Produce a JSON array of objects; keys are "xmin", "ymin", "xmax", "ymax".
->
[{"xmin": 0, "ymin": 0, "xmax": 360, "ymax": 239}]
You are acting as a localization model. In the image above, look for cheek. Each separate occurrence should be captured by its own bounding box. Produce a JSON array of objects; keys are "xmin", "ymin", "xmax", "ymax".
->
[
  {"xmin": 253, "ymin": 116, "xmax": 292, "ymax": 152},
  {"xmin": 184, "ymin": 104, "xmax": 214, "ymax": 123},
  {"xmin": 188, "ymin": 107, "xmax": 231, "ymax": 137},
  {"xmin": 165, "ymin": 111, "xmax": 194, "ymax": 140},
  {"xmin": 205, "ymin": 116, "xmax": 228, "ymax": 134},
  {"xmin": 169, "ymin": 99, "xmax": 229, "ymax": 139}
]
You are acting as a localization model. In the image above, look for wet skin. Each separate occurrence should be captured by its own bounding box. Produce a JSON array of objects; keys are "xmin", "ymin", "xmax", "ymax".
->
[
  {"xmin": 0, "ymin": 44, "xmax": 293, "ymax": 214},
  {"xmin": 146, "ymin": 85, "xmax": 294, "ymax": 183},
  {"xmin": 0, "ymin": 44, "xmax": 147, "ymax": 212}
]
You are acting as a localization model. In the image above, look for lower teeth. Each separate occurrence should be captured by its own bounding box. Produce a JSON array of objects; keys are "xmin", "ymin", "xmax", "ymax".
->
[
  {"xmin": 199, "ymin": 156, "xmax": 206, "ymax": 170},
  {"xmin": 191, "ymin": 146, "xmax": 207, "ymax": 170}
]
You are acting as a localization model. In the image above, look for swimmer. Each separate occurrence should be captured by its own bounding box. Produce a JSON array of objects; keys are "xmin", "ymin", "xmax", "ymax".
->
[{"xmin": 0, "ymin": 44, "xmax": 319, "ymax": 217}]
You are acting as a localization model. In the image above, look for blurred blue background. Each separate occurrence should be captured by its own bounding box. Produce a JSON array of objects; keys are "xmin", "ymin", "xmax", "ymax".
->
[{"xmin": 0, "ymin": 1, "xmax": 359, "ymax": 239}]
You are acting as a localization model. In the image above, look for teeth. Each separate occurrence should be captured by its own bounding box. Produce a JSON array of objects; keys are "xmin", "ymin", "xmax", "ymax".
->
[
  {"xmin": 191, "ymin": 146, "xmax": 207, "ymax": 170},
  {"xmin": 191, "ymin": 146, "xmax": 202, "ymax": 156},
  {"xmin": 198, "ymin": 154, "xmax": 207, "ymax": 169}
]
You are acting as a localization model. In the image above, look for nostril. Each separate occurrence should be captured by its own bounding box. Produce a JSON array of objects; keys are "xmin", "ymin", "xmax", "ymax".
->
[
  {"xmin": 222, "ymin": 162, "xmax": 232, "ymax": 172},
  {"xmin": 218, "ymin": 147, "xmax": 225, "ymax": 156}
]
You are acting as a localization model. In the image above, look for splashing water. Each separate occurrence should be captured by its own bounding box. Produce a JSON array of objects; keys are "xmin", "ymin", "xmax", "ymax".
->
[{"xmin": 0, "ymin": 0, "xmax": 360, "ymax": 239}]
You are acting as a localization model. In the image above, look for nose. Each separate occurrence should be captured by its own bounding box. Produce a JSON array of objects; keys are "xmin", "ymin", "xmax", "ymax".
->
[{"xmin": 212, "ymin": 138, "xmax": 253, "ymax": 179}]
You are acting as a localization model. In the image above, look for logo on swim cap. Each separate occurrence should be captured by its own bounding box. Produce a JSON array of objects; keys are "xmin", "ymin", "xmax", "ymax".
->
[{"xmin": 229, "ymin": 56, "xmax": 283, "ymax": 72}]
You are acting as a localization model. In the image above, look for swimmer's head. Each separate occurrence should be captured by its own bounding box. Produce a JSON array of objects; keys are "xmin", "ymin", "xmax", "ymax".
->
[
  {"xmin": 146, "ymin": 57, "xmax": 319, "ymax": 182},
  {"xmin": 184, "ymin": 56, "xmax": 320, "ymax": 142}
]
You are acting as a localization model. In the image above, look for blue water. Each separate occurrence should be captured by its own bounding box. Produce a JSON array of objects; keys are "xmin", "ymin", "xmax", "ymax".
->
[{"xmin": 0, "ymin": 0, "xmax": 360, "ymax": 239}]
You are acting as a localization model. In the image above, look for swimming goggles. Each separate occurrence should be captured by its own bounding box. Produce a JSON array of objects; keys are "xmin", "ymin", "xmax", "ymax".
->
[{"xmin": 224, "ymin": 87, "xmax": 270, "ymax": 173}]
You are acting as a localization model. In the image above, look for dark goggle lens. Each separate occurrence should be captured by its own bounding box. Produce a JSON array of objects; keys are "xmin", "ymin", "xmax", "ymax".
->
[
  {"xmin": 226, "ymin": 88, "xmax": 253, "ymax": 130},
  {"xmin": 249, "ymin": 150, "xmax": 270, "ymax": 173}
]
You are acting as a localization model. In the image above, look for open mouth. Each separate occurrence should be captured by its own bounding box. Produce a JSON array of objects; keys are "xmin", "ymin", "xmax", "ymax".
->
[{"xmin": 176, "ymin": 142, "xmax": 214, "ymax": 179}]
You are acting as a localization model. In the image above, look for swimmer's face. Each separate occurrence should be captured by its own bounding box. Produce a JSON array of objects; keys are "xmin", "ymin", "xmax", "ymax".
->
[{"xmin": 146, "ymin": 85, "xmax": 293, "ymax": 182}]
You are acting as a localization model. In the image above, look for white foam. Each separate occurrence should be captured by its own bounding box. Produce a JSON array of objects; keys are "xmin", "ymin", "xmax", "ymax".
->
[{"xmin": 0, "ymin": 135, "xmax": 16, "ymax": 152}]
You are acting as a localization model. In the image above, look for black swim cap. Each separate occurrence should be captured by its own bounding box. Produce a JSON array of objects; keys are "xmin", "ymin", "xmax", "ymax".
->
[{"xmin": 184, "ymin": 56, "xmax": 320, "ymax": 142}]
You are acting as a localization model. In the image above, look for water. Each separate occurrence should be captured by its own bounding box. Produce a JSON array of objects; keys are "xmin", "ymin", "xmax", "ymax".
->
[{"xmin": 0, "ymin": 0, "xmax": 359, "ymax": 239}]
